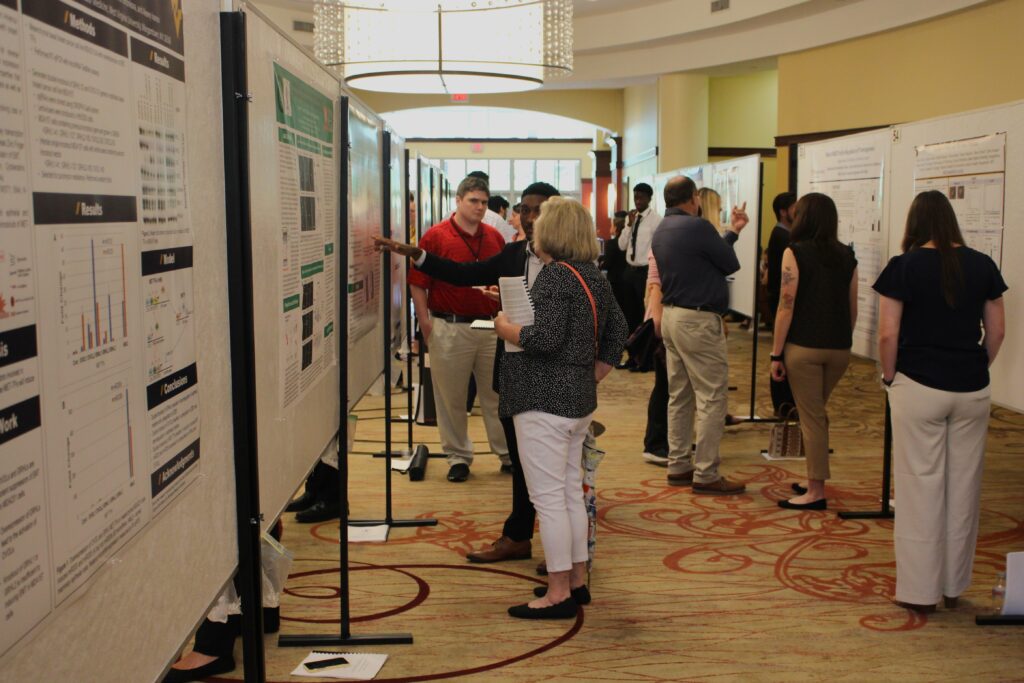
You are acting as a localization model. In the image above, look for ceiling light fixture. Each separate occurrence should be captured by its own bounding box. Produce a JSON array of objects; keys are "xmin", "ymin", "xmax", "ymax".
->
[{"xmin": 314, "ymin": 0, "xmax": 573, "ymax": 94}]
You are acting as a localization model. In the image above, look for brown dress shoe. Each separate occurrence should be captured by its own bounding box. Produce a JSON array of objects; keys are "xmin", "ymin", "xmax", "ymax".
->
[
  {"xmin": 692, "ymin": 476, "xmax": 746, "ymax": 495},
  {"xmin": 667, "ymin": 470, "xmax": 694, "ymax": 486},
  {"xmin": 466, "ymin": 536, "xmax": 531, "ymax": 563}
]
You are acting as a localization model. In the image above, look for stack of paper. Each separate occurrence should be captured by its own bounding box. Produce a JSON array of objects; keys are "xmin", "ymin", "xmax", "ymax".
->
[{"xmin": 291, "ymin": 651, "xmax": 388, "ymax": 680}]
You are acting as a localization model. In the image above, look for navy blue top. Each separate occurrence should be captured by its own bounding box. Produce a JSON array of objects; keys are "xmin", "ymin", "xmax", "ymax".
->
[
  {"xmin": 873, "ymin": 246, "xmax": 1007, "ymax": 392},
  {"xmin": 650, "ymin": 208, "xmax": 740, "ymax": 315}
]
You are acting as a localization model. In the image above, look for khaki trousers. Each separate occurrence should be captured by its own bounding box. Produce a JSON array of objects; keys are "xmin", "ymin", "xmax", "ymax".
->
[
  {"xmin": 783, "ymin": 344, "xmax": 850, "ymax": 481},
  {"xmin": 661, "ymin": 306, "xmax": 729, "ymax": 484},
  {"xmin": 428, "ymin": 317, "xmax": 508, "ymax": 467},
  {"xmin": 888, "ymin": 372, "xmax": 991, "ymax": 604}
]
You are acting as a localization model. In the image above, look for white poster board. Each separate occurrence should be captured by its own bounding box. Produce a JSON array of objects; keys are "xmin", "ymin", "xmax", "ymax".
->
[
  {"xmin": 244, "ymin": 7, "xmax": 341, "ymax": 519},
  {"xmin": 797, "ymin": 129, "xmax": 890, "ymax": 359},
  {"xmin": 890, "ymin": 101, "xmax": 1024, "ymax": 412},
  {"xmin": 2, "ymin": 2, "xmax": 238, "ymax": 680}
]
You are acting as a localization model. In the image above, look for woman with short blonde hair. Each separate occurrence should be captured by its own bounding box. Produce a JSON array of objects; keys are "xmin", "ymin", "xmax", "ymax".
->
[
  {"xmin": 494, "ymin": 197, "xmax": 627, "ymax": 619},
  {"xmin": 532, "ymin": 196, "xmax": 600, "ymax": 263}
]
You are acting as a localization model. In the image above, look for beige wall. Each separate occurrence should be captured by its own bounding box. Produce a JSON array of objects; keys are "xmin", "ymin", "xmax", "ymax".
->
[
  {"xmin": 406, "ymin": 140, "xmax": 593, "ymax": 178},
  {"xmin": 709, "ymin": 70, "xmax": 778, "ymax": 148},
  {"xmin": 357, "ymin": 90, "xmax": 624, "ymax": 136},
  {"xmin": 778, "ymin": 0, "xmax": 1024, "ymax": 137},
  {"xmin": 622, "ymin": 82, "xmax": 658, "ymax": 164},
  {"xmin": 657, "ymin": 73, "xmax": 709, "ymax": 172}
]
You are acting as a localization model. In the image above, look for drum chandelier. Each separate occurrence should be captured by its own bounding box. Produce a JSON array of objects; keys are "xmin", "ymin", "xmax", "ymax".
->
[{"xmin": 314, "ymin": 0, "xmax": 573, "ymax": 94}]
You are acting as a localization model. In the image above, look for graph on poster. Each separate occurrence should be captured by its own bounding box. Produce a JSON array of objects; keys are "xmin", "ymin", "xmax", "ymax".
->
[
  {"xmin": 61, "ymin": 369, "xmax": 137, "ymax": 531},
  {"xmin": 144, "ymin": 269, "xmax": 195, "ymax": 382},
  {"xmin": 57, "ymin": 230, "xmax": 131, "ymax": 382}
]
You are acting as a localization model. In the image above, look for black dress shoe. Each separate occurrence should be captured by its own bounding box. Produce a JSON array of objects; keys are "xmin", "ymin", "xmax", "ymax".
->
[
  {"xmin": 285, "ymin": 490, "xmax": 317, "ymax": 513},
  {"xmin": 263, "ymin": 606, "xmax": 279, "ymax": 634},
  {"xmin": 791, "ymin": 482, "xmax": 808, "ymax": 495},
  {"xmin": 447, "ymin": 463, "xmax": 470, "ymax": 482},
  {"xmin": 295, "ymin": 499, "xmax": 341, "ymax": 523},
  {"xmin": 508, "ymin": 596, "xmax": 578, "ymax": 619},
  {"xmin": 533, "ymin": 585, "xmax": 591, "ymax": 605},
  {"xmin": 162, "ymin": 656, "xmax": 235, "ymax": 683},
  {"xmin": 499, "ymin": 463, "xmax": 513, "ymax": 475},
  {"xmin": 778, "ymin": 498, "xmax": 827, "ymax": 510}
]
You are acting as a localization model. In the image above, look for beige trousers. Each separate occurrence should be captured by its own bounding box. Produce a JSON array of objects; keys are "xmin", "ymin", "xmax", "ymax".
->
[
  {"xmin": 428, "ymin": 317, "xmax": 508, "ymax": 467},
  {"xmin": 661, "ymin": 306, "xmax": 729, "ymax": 484},
  {"xmin": 888, "ymin": 372, "xmax": 991, "ymax": 604},
  {"xmin": 783, "ymin": 344, "xmax": 850, "ymax": 481}
]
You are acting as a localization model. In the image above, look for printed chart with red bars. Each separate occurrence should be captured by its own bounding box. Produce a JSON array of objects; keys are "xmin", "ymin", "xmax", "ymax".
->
[{"xmin": 56, "ymin": 229, "xmax": 133, "ymax": 385}]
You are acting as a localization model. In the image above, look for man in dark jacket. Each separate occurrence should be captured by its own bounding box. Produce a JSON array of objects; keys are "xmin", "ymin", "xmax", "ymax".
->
[
  {"xmin": 765, "ymin": 192, "xmax": 797, "ymax": 415},
  {"xmin": 374, "ymin": 182, "xmax": 559, "ymax": 563}
]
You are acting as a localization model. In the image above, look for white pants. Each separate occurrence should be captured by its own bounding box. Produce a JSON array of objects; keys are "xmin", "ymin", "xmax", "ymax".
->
[
  {"xmin": 514, "ymin": 411, "xmax": 592, "ymax": 573},
  {"xmin": 888, "ymin": 372, "xmax": 991, "ymax": 604},
  {"xmin": 429, "ymin": 317, "xmax": 508, "ymax": 467}
]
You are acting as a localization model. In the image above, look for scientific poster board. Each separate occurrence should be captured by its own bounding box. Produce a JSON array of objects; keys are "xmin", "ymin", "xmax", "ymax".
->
[
  {"xmin": 797, "ymin": 130, "xmax": 890, "ymax": 359},
  {"xmin": 418, "ymin": 156, "xmax": 434, "ymax": 240},
  {"xmin": 346, "ymin": 96, "xmax": 385, "ymax": 410},
  {"xmin": 243, "ymin": 6, "xmax": 341, "ymax": 519},
  {"xmin": 388, "ymin": 132, "xmax": 407, "ymax": 353},
  {"xmin": 889, "ymin": 101, "xmax": 1024, "ymax": 412},
  {"xmin": 2, "ymin": 2, "xmax": 239, "ymax": 680},
  {"xmin": 650, "ymin": 158, "xmax": 761, "ymax": 318}
]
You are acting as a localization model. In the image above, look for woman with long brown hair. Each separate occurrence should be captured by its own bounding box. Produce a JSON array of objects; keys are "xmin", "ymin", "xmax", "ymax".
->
[
  {"xmin": 769, "ymin": 193, "xmax": 858, "ymax": 510},
  {"xmin": 874, "ymin": 190, "xmax": 1006, "ymax": 613}
]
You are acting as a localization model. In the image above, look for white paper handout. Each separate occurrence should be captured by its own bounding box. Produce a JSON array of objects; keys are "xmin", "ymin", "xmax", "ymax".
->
[
  {"xmin": 498, "ymin": 276, "xmax": 534, "ymax": 352},
  {"xmin": 347, "ymin": 525, "xmax": 389, "ymax": 543},
  {"xmin": 291, "ymin": 651, "xmax": 388, "ymax": 680}
]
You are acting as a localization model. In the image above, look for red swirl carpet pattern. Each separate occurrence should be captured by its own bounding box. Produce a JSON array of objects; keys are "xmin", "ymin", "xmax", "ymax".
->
[{"xmin": 210, "ymin": 330, "xmax": 1024, "ymax": 682}]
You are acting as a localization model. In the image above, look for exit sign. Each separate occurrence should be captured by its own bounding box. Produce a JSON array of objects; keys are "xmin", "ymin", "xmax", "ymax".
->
[{"xmin": 450, "ymin": 93, "xmax": 469, "ymax": 102}]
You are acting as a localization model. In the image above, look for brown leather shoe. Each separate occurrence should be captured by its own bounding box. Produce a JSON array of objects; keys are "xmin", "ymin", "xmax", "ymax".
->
[
  {"xmin": 667, "ymin": 470, "xmax": 694, "ymax": 486},
  {"xmin": 466, "ymin": 536, "xmax": 531, "ymax": 563},
  {"xmin": 692, "ymin": 476, "xmax": 746, "ymax": 495}
]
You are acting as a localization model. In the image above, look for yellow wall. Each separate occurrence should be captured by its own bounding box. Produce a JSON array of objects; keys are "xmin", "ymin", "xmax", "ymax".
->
[
  {"xmin": 406, "ymin": 141, "xmax": 594, "ymax": 178},
  {"xmin": 778, "ymin": 0, "xmax": 1024, "ymax": 137},
  {"xmin": 657, "ymin": 73, "xmax": 708, "ymax": 172},
  {"xmin": 356, "ymin": 90, "xmax": 624, "ymax": 136},
  {"xmin": 622, "ymin": 82, "xmax": 658, "ymax": 162},
  {"xmin": 709, "ymin": 70, "xmax": 778, "ymax": 148}
]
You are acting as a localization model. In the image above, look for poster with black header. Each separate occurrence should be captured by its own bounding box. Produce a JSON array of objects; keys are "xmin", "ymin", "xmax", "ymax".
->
[
  {"xmin": 0, "ymin": 0, "xmax": 198, "ymax": 656},
  {"xmin": 273, "ymin": 63, "xmax": 337, "ymax": 410}
]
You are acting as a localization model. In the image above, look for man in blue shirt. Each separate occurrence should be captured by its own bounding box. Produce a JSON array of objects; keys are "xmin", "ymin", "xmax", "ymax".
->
[{"xmin": 650, "ymin": 176, "xmax": 749, "ymax": 495}]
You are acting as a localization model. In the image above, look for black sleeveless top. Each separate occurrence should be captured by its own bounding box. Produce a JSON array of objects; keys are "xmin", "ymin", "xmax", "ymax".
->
[{"xmin": 787, "ymin": 242, "xmax": 857, "ymax": 350}]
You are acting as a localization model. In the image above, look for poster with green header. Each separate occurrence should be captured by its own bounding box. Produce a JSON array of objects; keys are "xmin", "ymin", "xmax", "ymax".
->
[{"xmin": 273, "ymin": 62, "xmax": 337, "ymax": 410}]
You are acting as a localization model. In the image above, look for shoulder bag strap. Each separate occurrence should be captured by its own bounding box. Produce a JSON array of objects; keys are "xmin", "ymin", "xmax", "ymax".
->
[{"xmin": 555, "ymin": 262, "xmax": 598, "ymax": 357}]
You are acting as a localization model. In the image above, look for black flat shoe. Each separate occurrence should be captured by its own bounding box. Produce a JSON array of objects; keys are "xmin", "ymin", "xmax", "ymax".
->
[
  {"xmin": 778, "ymin": 498, "xmax": 827, "ymax": 510},
  {"xmin": 295, "ymin": 499, "xmax": 340, "ymax": 523},
  {"xmin": 791, "ymin": 483, "xmax": 808, "ymax": 495},
  {"xmin": 162, "ymin": 656, "xmax": 235, "ymax": 683},
  {"xmin": 533, "ymin": 585, "xmax": 591, "ymax": 605},
  {"xmin": 508, "ymin": 597, "xmax": 578, "ymax": 619},
  {"xmin": 447, "ymin": 463, "xmax": 470, "ymax": 482},
  {"xmin": 285, "ymin": 490, "xmax": 317, "ymax": 512}
]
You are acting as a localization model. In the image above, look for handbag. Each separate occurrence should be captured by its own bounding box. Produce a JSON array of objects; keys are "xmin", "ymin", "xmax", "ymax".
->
[
  {"xmin": 768, "ymin": 406, "xmax": 804, "ymax": 458},
  {"xmin": 624, "ymin": 318, "xmax": 658, "ymax": 371}
]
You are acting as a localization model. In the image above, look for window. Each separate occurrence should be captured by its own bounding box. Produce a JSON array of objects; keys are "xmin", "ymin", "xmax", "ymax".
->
[{"xmin": 429, "ymin": 157, "xmax": 583, "ymax": 207}]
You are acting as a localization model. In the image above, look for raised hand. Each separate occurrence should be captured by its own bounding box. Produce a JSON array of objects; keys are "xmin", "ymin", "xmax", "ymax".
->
[{"xmin": 730, "ymin": 202, "xmax": 749, "ymax": 233}]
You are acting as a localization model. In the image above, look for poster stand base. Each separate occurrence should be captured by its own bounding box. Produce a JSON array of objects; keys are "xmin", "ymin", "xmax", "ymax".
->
[
  {"xmin": 279, "ymin": 633, "xmax": 414, "ymax": 647},
  {"xmin": 837, "ymin": 398, "xmax": 894, "ymax": 520},
  {"xmin": 975, "ymin": 615, "xmax": 1024, "ymax": 626}
]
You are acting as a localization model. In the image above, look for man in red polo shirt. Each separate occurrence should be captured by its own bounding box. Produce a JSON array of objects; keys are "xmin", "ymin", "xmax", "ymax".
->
[{"xmin": 409, "ymin": 176, "xmax": 509, "ymax": 482}]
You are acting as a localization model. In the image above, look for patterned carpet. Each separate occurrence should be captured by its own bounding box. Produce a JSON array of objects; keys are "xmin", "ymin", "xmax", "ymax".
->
[{"xmin": 211, "ymin": 328, "xmax": 1024, "ymax": 682}]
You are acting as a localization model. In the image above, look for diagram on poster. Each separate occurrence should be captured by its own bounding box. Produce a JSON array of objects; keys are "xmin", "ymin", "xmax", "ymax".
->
[
  {"xmin": 0, "ymin": 0, "xmax": 199, "ymax": 656},
  {"xmin": 914, "ymin": 133, "xmax": 1005, "ymax": 266},
  {"xmin": 798, "ymin": 133, "xmax": 887, "ymax": 356},
  {"xmin": 273, "ymin": 63, "xmax": 337, "ymax": 410}
]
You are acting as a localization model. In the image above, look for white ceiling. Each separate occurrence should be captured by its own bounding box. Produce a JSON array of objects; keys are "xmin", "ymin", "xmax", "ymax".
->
[{"xmin": 249, "ymin": 0, "xmax": 990, "ymax": 88}]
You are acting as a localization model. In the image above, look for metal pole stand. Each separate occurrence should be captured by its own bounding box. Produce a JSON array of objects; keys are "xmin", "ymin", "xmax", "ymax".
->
[{"xmin": 837, "ymin": 398, "xmax": 894, "ymax": 520}]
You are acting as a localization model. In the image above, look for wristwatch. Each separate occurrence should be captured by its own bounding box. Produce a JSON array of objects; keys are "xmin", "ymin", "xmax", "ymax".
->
[
  {"xmin": 881, "ymin": 375, "xmax": 894, "ymax": 387},
  {"xmin": 769, "ymin": 353, "xmax": 784, "ymax": 362}
]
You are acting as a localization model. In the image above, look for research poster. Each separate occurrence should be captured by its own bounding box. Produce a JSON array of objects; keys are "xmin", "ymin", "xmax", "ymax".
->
[
  {"xmin": 914, "ymin": 133, "xmax": 1005, "ymax": 266},
  {"xmin": 798, "ymin": 133, "xmax": 887, "ymax": 356},
  {"xmin": 0, "ymin": 0, "xmax": 199, "ymax": 656},
  {"xmin": 273, "ymin": 63, "xmax": 337, "ymax": 410},
  {"xmin": 347, "ymin": 103, "xmax": 382, "ymax": 344}
]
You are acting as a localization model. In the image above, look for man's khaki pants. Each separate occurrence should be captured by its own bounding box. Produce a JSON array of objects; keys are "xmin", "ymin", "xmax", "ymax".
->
[
  {"xmin": 428, "ymin": 317, "xmax": 508, "ymax": 468},
  {"xmin": 661, "ymin": 305, "xmax": 729, "ymax": 484}
]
